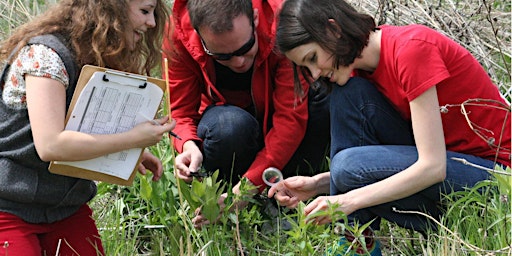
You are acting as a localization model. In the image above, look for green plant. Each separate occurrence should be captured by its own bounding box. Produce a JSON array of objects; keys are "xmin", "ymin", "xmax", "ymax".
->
[
  {"xmin": 177, "ymin": 170, "xmax": 225, "ymax": 223},
  {"xmin": 3, "ymin": 1, "xmax": 511, "ymax": 255}
]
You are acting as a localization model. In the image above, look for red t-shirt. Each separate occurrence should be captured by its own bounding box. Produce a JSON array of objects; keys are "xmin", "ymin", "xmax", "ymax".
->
[{"xmin": 356, "ymin": 24, "xmax": 511, "ymax": 167}]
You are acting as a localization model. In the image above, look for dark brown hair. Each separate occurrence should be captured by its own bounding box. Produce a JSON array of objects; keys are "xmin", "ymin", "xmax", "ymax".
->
[
  {"xmin": 276, "ymin": 0, "xmax": 376, "ymax": 96},
  {"xmin": 187, "ymin": 0, "xmax": 253, "ymax": 33}
]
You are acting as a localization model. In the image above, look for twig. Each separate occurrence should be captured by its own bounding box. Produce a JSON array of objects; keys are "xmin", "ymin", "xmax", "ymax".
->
[
  {"xmin": 164, "ymin": 57, "xmax": 191, "ymax": 256},
  {"xmin": 451, "ymin": 157, "xmax": 511, "ymax": 176}
]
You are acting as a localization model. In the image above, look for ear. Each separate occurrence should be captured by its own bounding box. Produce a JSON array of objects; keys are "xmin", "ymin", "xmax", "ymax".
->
[
  {"xmin": 253, "ymin": 8, "xmax": 259, "ymax": 28},
  {"xmin": 328, "ymin": 18, "xmax": 342, "ymax": 38}
]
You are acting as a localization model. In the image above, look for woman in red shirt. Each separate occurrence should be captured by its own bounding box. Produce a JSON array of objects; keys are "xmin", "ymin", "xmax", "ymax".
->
[{"xmin": 269, "ymin": 0, "xmax": 510, "ymax": 254}]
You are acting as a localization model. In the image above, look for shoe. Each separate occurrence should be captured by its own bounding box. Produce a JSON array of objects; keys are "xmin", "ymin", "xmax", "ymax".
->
[{"xmin": 330, "ymin": 228, "xmax": 382, "ymax": 256}]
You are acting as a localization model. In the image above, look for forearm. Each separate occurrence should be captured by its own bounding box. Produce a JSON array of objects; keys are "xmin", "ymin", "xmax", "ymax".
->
[
  {"xmin": 37, "ymin": 130, "xmax": 142, "ymax": 161},
  {"xmin": 345, "ymin": 159, "xmax": 445, "ymax": 211},
  {"xmin": 348, "ymin": 86, "xmax": 447, "ymax": 211}
]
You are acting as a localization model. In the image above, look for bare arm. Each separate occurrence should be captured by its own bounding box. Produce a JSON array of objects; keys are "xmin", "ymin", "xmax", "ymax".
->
[
  {"xmin": 26, "ymin": 75, "xmax": 175, "ymax": 162},
  {"xmin": 305, "ymin": 86, "xmax": 447, "ymax": 222}
]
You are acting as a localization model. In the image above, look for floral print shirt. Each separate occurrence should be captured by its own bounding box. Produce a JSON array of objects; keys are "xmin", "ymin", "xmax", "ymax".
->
[{"xmin": 2, "ymin": 44, "xmax": 69, "ymax": 109}]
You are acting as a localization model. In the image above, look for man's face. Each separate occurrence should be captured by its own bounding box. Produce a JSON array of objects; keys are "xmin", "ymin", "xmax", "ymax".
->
[{"xmin": 198, "ymin": 15, "xmax": 258, "ymax": 73}]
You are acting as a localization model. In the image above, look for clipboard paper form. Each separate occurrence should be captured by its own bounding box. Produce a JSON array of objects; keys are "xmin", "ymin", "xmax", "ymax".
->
[{"xmin": 49, "ymin": 65, "xmax": 166, "ymax": 185}]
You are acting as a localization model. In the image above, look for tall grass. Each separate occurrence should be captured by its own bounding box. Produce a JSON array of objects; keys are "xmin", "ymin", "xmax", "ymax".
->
[{"xmin": 1, "ymin": 0, "xmax": 511, "ymax": 255}]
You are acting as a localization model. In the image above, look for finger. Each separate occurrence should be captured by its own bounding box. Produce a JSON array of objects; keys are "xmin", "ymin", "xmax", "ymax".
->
[
  {"xmin": 304, "ymin": 198, "xmax": 320, "ymax": 215},
  {"xmin": 288, "ymin": 198, "xmax": 300, "ymax": 209},
  {"xmin": 193, "ymin": 219, "xmax": 210, "ymax": 228},
  {"xmin": 317, "ymin": 216, "xmax": 332, "ymax": 225},
  {"xmin": 151, "ymin": 166, "xmax": 163, "ymax": 181},
  {"xmin": 155, "ymin": 115, "xmax": 170, "ymax": 124},
  {"xmin": 138, "ymin": 163, "xmax": 147, "ymax": 175},
  {"xmin": 274, "ymin": 196, "xmax": 295, "ymax": 208},
  {"xmin": 174, "ymin": 159, "xmax": 191, "ymax": 177},
  {"xmin": 192, "ymin": 215, "xmax": 210, "ymax": 228},
  {"xmin": 144, "ymin": 160, "xmax": 163, "ymax": 181},
  {"xmin": 283, "ymin": 176, "xmax": 305, "ymax": 189},
  {"xmin": 168, "ymin": 118, "xmax": 176, "ymax": 127},
  {"xmin": 174, "ymin": 160, "xmax": 189, "ymax": 173},
  {"xmin": 267, "ymin": 184, "xmax": 279, "ymax": 197},
  {"xmin": 273, "ymin": 192, "xmax": 288, "ymax": 202},
  {"xmin": 304, "ymin": 214, "xmax": 316, "ymax": 225},
  {"xmin": 188, "ymin": 161, "xmax": 201, "ymax": 173},
  {"xmin": 174, "ymin": 168, "xmax": 192, "ymax": 182},
  {"xmin": 304, "ymin": 206, "xmax": 324, "ymax": 224},
  {"xmin": 194, "ymin": 206, "xmax": 203, "ymax": 215}
]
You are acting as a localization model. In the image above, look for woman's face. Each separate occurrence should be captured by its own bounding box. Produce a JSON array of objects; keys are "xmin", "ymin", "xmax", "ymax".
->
[
  {"xmin": 285, "ymin": 42, "xmax": 354, "ymax": 86},
  {"xmin": 126, "ymin": 0, "xmax": 157, "ymax": 50}
]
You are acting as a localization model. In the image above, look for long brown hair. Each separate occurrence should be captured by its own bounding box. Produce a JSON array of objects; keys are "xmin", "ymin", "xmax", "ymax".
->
[{"xmin": 0, "ymin": 0, "xmax": 170, "ymax": 75}]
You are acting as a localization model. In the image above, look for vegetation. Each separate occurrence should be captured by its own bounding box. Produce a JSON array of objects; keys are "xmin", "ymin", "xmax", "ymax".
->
[{"xmin": 1, "ymin": 0, "xmax": 510, "ymax": 255}]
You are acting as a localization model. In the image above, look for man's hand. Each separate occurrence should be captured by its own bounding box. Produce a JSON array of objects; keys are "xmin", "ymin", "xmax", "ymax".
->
[
  {"xmin": 192, "ymin": 179, "xmax": 257, "ymax": 228},
  {"xmin": 174, "ymin": 140, "xmax": 203, "ymax": 182}
]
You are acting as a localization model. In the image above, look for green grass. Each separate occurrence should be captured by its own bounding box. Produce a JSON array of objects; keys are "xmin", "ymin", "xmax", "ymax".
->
[
  {"xmin": 1, "ymin": 0, "xmax": 511, "ymax": 255},
  {"xmin": 90, "ymin": 137, "xmax": 511, "ymax": 255}
]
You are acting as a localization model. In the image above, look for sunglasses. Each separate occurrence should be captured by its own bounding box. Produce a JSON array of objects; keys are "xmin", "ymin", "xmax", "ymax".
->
[{"xmin": 199, "ymin": 28, "xmax": 256, "ymax": 61}]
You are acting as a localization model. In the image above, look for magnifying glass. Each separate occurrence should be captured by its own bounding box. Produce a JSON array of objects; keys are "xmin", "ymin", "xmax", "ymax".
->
[{"xmin": 262, "ymin": 167, "xmax": 283, "ymax": 187}]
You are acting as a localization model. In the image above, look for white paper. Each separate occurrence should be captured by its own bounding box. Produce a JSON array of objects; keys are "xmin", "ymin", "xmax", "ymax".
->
[{"xmin": 54, "ymin": 71, "xmax": 163, "ymax": 180}]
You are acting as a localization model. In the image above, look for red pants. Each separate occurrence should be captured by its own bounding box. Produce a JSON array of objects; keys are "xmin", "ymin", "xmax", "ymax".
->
[{"xmin": 0, "ymin": 204, "xmax": 104, "ymax": 256}]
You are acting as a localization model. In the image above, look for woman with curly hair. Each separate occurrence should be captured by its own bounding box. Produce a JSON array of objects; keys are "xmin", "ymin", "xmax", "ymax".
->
[{"xmin": 0, "ymin": 1, "xmax": 172, "ymax": 255}]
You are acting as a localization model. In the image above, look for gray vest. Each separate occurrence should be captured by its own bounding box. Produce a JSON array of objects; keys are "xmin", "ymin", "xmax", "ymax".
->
[{"xmin": 0, "ymin": 34, "xmax": 96, "ymax": 223}]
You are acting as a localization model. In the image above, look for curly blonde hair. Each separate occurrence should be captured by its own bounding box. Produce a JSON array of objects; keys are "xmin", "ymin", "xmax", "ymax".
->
[{"xmin": 0, "ymin": 0, "xmax": 170, "ymax": 75}]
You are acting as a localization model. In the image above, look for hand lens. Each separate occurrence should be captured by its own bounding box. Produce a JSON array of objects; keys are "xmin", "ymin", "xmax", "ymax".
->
[{"xmin": 262, "ymin": 167, "xmax": 283, "ymax": 187}]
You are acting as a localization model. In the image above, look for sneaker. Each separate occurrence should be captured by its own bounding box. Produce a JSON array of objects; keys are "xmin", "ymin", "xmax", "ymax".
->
[{"xmin": 330, "ymin": 228, "xmax": 382, "ymax": 256}]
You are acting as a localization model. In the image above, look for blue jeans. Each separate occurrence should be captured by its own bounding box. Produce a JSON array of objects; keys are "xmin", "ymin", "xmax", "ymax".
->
[
  {"xmin": 198, "ymin": 87, "xmax": 330, "ymax": 184},
  {"xmin": 329, "ymin": 77, "xmax": 494, "ymax": 234}
]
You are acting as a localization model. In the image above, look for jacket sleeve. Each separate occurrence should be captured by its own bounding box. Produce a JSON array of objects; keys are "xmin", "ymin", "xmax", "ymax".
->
[
  {"xmin": 242, "ymin": 55, "xmax": 309, "ymax": 191},
  {"xmin": 162, "ymin": 26, "xmax": 204, "ymax": 153}
]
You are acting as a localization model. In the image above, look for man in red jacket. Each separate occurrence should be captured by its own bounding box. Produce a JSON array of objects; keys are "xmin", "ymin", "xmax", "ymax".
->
[{"xmin": 162, "ymin": 0, "xmax": 330, "ymax": 223}]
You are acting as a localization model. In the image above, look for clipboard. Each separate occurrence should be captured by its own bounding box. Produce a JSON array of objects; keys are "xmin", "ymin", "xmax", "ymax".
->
[{"xmin": 48, "ymin": 65, "xmax": 166, "ymax": 185}]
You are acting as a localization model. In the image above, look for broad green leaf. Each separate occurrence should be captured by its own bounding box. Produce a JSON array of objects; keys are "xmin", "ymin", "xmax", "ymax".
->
[{"xmin": 139, "ymin": 175, "xmax": 152, "ymax": 201}]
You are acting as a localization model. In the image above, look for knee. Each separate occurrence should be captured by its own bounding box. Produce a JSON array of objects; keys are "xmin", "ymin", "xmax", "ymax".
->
[
  {"xmin": 330, "ymin": 147, "xmax": 368, "ymax": 193},
  {"xmin": 334, "ymin": 77, "xmax": 376, "ymax": 97},
  {"xmin": 200, "ymin": 106, "xmax": 259, "ymax": 143}
]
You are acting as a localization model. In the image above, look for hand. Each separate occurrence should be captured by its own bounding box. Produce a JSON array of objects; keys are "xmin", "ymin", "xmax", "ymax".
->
[
  {"xmin": 137, "ymin": 150, "xmax": 163, "ymax": 181},
  {"xmin": 267, "ymin": 176, "xmax": 319, "ymax": 208},
  {"xmin": 191, "ymin": 192, "xmax": 228, "ymax": 228},
  {"xmin": 192, "ymin": 180, "xmax": 254, "ymax": 228},
  {"xmin": 303, "ymin": 194, "xmax": 357, "ymax": 225},
  {"xmin": 131, "ymin": 116, "xmax": 176, "ymax": 148},
  {"xmin": 174, "ymin": 140, "xmax": 203, "ymax": 182},
  {"xmin": 192, "ymin": 192, "xmax": 251, "ymax": 228}
]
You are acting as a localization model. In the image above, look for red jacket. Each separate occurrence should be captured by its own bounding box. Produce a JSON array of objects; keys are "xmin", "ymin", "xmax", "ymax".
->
[{"xmin": 162, "ymin": 0, "xmax": 309, "ymax": 189}]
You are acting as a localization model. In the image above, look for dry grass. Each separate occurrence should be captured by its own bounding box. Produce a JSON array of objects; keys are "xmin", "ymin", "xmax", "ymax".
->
[{"xmin": 2, "ymin": 0, "xmax": 510, "ymax": 99}]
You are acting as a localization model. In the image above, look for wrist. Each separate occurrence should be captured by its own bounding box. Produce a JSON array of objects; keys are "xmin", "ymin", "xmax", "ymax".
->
[
  {"xmin": 183, "ymin": 140, "xmax": 199, "ymax": 151},
  {"xmin": 233, "ymin": 178, "xmax": 259, "ymax": 196},
  {"xmin": 312, "ymin": 172, "xmax": 330, "ymax": 194}
]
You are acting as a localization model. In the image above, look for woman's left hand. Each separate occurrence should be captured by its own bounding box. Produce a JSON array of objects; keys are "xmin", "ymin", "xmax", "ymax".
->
[
  {"xmin": 303, "ymin": 194, "xmax": 357, "ymax": 225},
  {"xmin": 138, "ymin": 150, "xmax": 163, "ymax": 181}
]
